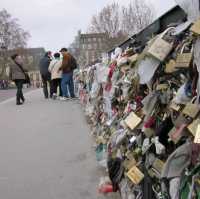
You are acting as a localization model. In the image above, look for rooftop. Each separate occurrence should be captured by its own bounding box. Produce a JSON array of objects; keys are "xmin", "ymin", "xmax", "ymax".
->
[{"xmin": 80, "ymin": 33, "xmax": 107, "ymax": 39}]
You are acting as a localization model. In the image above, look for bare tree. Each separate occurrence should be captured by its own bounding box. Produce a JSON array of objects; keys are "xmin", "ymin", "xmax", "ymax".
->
[
  {"xmin": 0, "ymin": 9, "xmax": 30, "ymax": 79},
  {"xmin": 89, "ymin": 3, "xmax": 122, "ymax": 38},
  {"xmin": 88, "ymin": 3, "xmax": 127, "ymax": 49},
  {"xmin": 121, "ymin": 0, "xmax": 154, "ymax": 36},
  {"xmin": 0, "ymin": 9, "xmax": 30, "ymax": 50},
  {"xmin": 88, "ymin": 1, "xmax": 154, "ymax": 50}
]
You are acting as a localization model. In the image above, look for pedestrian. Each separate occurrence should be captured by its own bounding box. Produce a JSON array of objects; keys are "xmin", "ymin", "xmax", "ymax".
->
[
  {"xmin": 48, "ymin": 52, "xmax": 62, "ymax": 99},
  {"xmin": 10, "ymin": 54, "xmax": 29, "ymax": 105},
  {"xmin": 58, "ymin": 48, "xmax": 77, "ymax": 100},
  {"xmin": 39, "ymin": 51, "xmax": 53, "ymax": 99}
]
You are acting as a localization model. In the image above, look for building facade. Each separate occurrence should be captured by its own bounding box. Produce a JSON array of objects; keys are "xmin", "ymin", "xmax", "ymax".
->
[
  {"xmin": 29, "ymin": 70, "xmax": 42, "ymax": 88},
  {"xmin": 69, "ymin": 31, "xmax": 108, "ymax": 68}
]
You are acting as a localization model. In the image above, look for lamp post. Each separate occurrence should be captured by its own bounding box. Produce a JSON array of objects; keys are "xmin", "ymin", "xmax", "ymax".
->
[
  {"xmin": 0, "ymin": 35, "xmax": 4, "ymax": 76},
  {"xmin": 0, "ymin": 34, "xmax": 8, "ymax": 83}
]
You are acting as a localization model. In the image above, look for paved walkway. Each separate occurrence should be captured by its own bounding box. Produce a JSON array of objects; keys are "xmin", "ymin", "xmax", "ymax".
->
[
  {"xmin": 0, "ymin": 89, "xmax": 118, "ymax": 199},
  {"xmin": 0, "ymin": 88, "xmax": 34, "ymax": 102}
]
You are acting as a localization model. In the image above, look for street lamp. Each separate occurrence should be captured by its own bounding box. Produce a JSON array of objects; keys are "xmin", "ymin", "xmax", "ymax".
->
[
  {"xmin": 0, "ymin": 34, "xmax": 8, "ymax": 82},
  {"xmin": 0, "ymin": 35, "xmax": 4, "ymax": 75}
]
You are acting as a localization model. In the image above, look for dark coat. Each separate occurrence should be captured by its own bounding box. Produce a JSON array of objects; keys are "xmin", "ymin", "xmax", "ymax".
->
[{"xmin": 39, "ymin": 56, "xmax": 51, "ymax": 77}]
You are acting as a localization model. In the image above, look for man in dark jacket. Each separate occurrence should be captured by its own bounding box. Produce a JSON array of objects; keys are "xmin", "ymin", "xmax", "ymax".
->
[
  {"xmin": 59, "ymin": 48, "xmax": 77, "ymax": 100},
  {"xmin": 39, "ymin": 52, "xmax": 53, "ymax": 99}
]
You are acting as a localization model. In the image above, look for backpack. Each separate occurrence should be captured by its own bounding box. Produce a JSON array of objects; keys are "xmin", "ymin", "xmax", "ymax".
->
[{"xmin": 71, "ymin": 56, "xmax": 78, "ymax": 70}]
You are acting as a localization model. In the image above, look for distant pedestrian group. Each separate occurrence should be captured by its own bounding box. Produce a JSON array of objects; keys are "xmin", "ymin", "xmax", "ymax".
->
[
  {"xmin": 9, "ymin": 47, "xmax": 77, "ymax": 106},
  {"xmin": 39, "ymin": 48, "xmax": 77, "ymax": 100}
]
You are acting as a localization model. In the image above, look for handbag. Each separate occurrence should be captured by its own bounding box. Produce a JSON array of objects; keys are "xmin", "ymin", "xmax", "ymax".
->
[
  {"xmin": 24, "ymin": 74, "xmax": 31, "ymax": 84},
  {"xmin": 147, "ymin": 27, "xmax": 175, "ymax": 61}
]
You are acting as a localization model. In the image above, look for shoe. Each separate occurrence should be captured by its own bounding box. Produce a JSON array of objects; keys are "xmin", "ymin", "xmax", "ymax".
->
[
  {"xmin": 70, "ymin": 96, "xmax": 78, "ymax": 100},
  {"xmin": 21, "ymin": 97, "xmax": 25, "ymax": 103},
  {"xmin": 16, "ymin": 102, "xmax": 23, "ymax": 105},
  {"xmin": 52, "ymin": 94, "xmax": 57, "ymax": 100},
  {"xmin": 60, "ymin": 97, "xmax": 69, "ymax": 101}
]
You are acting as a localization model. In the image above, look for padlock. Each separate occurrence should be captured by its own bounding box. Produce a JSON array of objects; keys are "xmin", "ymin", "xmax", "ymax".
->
[
  {"xmin": 152, "ymin": 158, "xmax": 165, "ymax": 175},
  {"xmin": 126, "ymin": 166, "xmax": 144, "ymax": 185},
  {"xmin": 124, "ymin": 112, "xmax": 142, "ymax": 130},
  {"xmin": 187, "ymin": 118, "xmax": 200, "ymax": 137},
  {"xmin": 147, "ymin": 27, "xmax": 175, "ymax": 61},
  {"xmin": 165, "ymin": 59, "xmax": 177, "ymax": 73},
  {"xmin": 182, "ymin": 103, "xmax": 200, "ymax": 119},
  {"xmin": 175, "ymin": 43, "xmax": 193, "ymax": 69},
  {"xmin": 123, "ymin": 158, "xmax": 137, "ymax": 171},
  {"xmin": 190, "ymin": 18, "xmax": 200, "ymax": 35}
]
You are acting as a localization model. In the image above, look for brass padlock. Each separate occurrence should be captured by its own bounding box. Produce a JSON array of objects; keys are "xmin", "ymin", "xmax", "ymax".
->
[
  {"xmin": 124, "ymin": 112, "xmax": 142, "ymax": 130},
  {"xmin": 191, "ymin": 18, "xmax": 200, "ymax": 35},
  {"xmin": 187, "ymin": 118, "xmax": 200, "ymax": 137},
  {"xmin": 126, "ymin": 166, "xmax": 144, "ymax": 185}
]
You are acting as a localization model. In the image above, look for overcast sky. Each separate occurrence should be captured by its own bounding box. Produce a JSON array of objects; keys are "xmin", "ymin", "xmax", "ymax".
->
[{"xmin": 1, "ymin": 0, "xmax": 176, "ymax": 52}]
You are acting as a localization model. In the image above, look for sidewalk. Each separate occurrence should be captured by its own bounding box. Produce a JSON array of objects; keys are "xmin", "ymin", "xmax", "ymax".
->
[
  {"xmin": 0, "ymin": 88, "xmax": 35, "ymax": 102},
  {"xmin": 0, "ymin": 89, "xmax": 119, "ymax": 199}
]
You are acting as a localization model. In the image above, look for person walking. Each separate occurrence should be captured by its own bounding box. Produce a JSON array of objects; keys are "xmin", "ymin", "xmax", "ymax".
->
[
  {"xmin": 59, "ymin": 48, "xmax": 77, "ymax": 100},
  {"xmin": 10, "ymin": 54, "xmax": 28, "ymax": 105},
  {"xmin": 39, "ymin": 51, "xmax": 53, "ymax": 99},
  {"xmin": 48, "ymin": 53, "xmax": 62, "ymax": 99}
]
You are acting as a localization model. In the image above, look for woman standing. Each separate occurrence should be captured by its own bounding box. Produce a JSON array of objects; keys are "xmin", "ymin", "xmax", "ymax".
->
[
  {"xmin": 10, "ymin": 54, "xmax": 28, "ymax": 105},
  {"xmin": 48, "ymin": 52, "xmax": 62, "ymax": 99}
]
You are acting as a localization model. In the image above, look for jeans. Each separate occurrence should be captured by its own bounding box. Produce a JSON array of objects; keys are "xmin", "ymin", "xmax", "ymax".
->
[
  {"xmin": 41, "ymin": 74, "xmax": 53, "ymax": 98},
  {"xmin": 14, "ymin": 79, "xmax": 24, "ymax": 103},
  {"xmin": 61, "ymin": 72, "xmax": 75, "ymax": 98}
]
